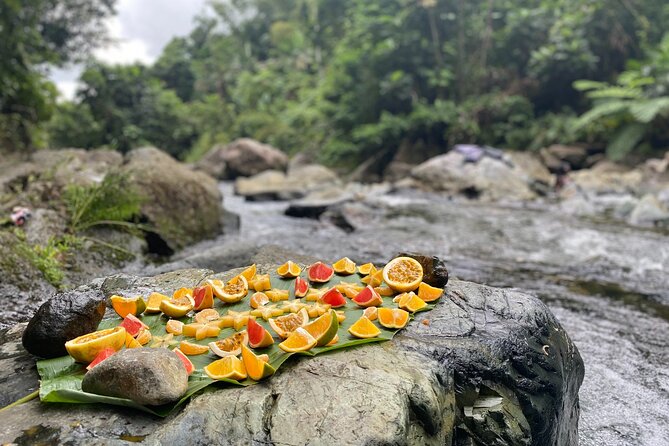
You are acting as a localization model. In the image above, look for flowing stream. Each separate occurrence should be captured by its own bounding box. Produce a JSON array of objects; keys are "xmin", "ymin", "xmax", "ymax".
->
[{"xmin": 171, "ymin": 183, "xmax": 669, "ymax": 446}]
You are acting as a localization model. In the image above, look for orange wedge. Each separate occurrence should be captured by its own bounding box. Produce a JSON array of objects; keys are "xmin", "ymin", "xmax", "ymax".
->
[
  {"xmin": 165, "ymin": 319, "xmax": 184, "ymax": 335},
  {"xmin": 332, "ymin": 257, "xmax": 356, "ymax": 275},
  {"xmin": 276, "ymin": 261, "xmax": 302, "ymax": 278},
  {"xmin": 417, "ymin": 282, "xmax": 443, "ymax": 302},
  {"xmin": 250, "ymin": 292, "xmax": 270, "ymax": 309},
  {"xmin": 179, "ymin": 340, "xmax": 210, "ymax": 355},
  {"xmin": 397, "ymin": 292, "xmax": 428, "ymax": 312},
  {"xmin": 145, "ymin": 292, "xmax": 169, "ymax": 313},
  {"xmin": 110, "ymin": 295, "xmax": 146, "ymax": 318},
  {"xmin": 361, "ymin": 269, "xmax": 384, "ymax": 287},
  {"xmin": 194, "ymin": 308, "xmax": 221, "ymax": 324},
  {"xmin": 241, "ymin": 344, "xmax": 275, "ymax": 380},
  {"xmin": 348, "ymin": 316, "xmax": 381, "ymax": 339},
  {"xmin": 249, "ymin": 274, "xmax": 271, "ymax": 292},
  {"xmin": 357, "ymin": 263, "xmax": 377, "ymax": 275},
  {"xmin": 377, "ymin": 307, "xmax": 410, "ymax": 329},
  {"xmin": 363, "ymin": 306, "xmax": 378, "ymax": 321},
  {"xmin": 204, "ymin": 355, "xmax": 247, "ymax": 381},
  {"xmin": 279, "ymin": 327, "xmax": 317, "ymax": 352},
  {"xmin": 303, "ymin": 309, "xmax": 338, "ymax": 346},
  {"xmin": 240, "ymin": 264, "xmax": 257, "ymax": 282}
]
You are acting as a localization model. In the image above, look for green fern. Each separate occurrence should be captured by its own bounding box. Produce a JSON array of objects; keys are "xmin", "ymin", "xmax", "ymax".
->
[{"xmin": 607, "ymin": 123, "xmax": 647, "ymax": 160}]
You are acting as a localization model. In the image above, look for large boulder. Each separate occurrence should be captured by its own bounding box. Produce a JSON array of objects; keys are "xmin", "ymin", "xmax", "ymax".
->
[
  {"xmin": 122, "ymin": 147, "xmax": 223, "ymax": 252},
  {"xmin": 234, "ymin": 164, "xmax": 339, "ymax": 201},
  {"xmin": 0, "ymin": 259, "xmax": 583, "ymax": 445},
  {"xmin": 196, "ymin": 138, "xmax": 289, "ymax": 180},
  {"xmin": 411, "ymin": 151, "xmax": 538, "ymax": 201}
]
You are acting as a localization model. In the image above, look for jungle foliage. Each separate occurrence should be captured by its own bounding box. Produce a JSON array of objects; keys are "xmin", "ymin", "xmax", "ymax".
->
[{"xmin": 4, "ymin": 0, "xmax": 669, "ymax": 164}]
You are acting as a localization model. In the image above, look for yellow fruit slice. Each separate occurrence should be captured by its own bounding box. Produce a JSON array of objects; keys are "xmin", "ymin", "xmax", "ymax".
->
[
  {"xmin": 209, "ymin": 331, "xmax": 248, "ymax": 358},
  {"xmin": 145, "ymin": 292, "xmax": 169, "ymax": 313},
  {"xmin": 166, "ymin": 319, "xmax": 184, "ymax": 335},
  {"xmin": 110, "ymin": 295, "xmax": 146, "ymax": 318},
  {"xmin": 268, "ymin": 308, "xmax": 309, "ymax": 338},
  {"xmin": 279, "ymin": 327, "xmax": 317, "ymax": 352},
  {"xmin": 303, "ymin": 309, "xmax": 338, "ymax": 346},
  {"xmin": 357, "ymin": 263, "xmax": 377, "ymax": 275},
  {"xmin": 326, "ymin": 334, "xmax": 339, "ymax": 346},
  {"xmin": 374, "ymin": 286, "xmax": 395, "ymax": 297},
  {"xmin": 65, "ymin": 327, "xmax": 126, "ymax": 363},
  {"xmin": 173, "ymin": 287, "xmax": 193, "ymax": 301},
  {"xmin": 241, "ymin": 344, "xmax": 276, "ymax": 381},
  {"xmin": 179, "ymin": 340, "xmax": 210, "ymax": 355},
  {"xmin": 240, "ymin": 264, "xmax": 257, "ymax": 282},
  {"xmin": 210, "ymin": 275, "xmax": 249, "ymax": 303},
  {"xmin": 348, "ymin": 316, "xmax": 381, "ymax": 339},
  {"xmin": 265, "ymin": 289, "xmax": 289, "ymax": 302},
  {"xmin": 363, "ymin": 306, "xmax": 378, "ymax": 321},
  {"xmin": 249, "ymin": 274, "xmax": 271, "ymax": 292},
  {"xmin": 150, "ymin": 333, "xmax": 178, "ymax": 348},
  {"xmin": 193, "ymin": 308, "xmax": 221, "ymax": 324},
  {"xmin": 250, "ymin": 292, "xmax": 269, "ymax": 309},
  {"xmin": 125, "ymin": 332, "xmax": 142, "ymax": 349},
  {"xmin": 204, "ymin": 355, "xmax": 247, "ymax": 381},
  {"xmin": 377, "ymin": 307, "xmax": 410, "ymax": 329},
  {"xmin": 135, "ymin": 329, "xmax": 152, "ymax": 345},
  {"xmin": 276, "ymin": 261, "xmax": 302, "ymax": 278},
  {"xmin": 182, "ymin": 322, "xmax": 221, "ymax": 340},
  {"xmin": 398, "ymin": 292, "xmax": 428, "ymax": 312},
  {"xmin": 417, "ymin": 282, "xmax": 443, "ymax": 302},
  {"xmin": 382, "ymin": 257, "xmax": 423, "ymax": 292},
  {"xmin": 332, "ymin": 257, "xmax": 356, "ymax": 275},
  {"xmin": 360, "ymin": 270, "xmax": 384, "ymax": 287},
  {"xmin": 159, "ymin": 295, "xmax": 194, "ymax": 318},
  {"xmin": 335, "ymin": 310, "xmax": 346, "ymax": 323}
]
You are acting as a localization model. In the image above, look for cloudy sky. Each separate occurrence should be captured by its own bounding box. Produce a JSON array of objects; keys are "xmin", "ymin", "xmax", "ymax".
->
[{"xmin": 50, "ymin": 0, "xmax": 209, "ymax": 100}]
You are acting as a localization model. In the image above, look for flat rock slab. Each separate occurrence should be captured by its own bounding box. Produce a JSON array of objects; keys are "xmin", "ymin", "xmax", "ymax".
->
[{"xmin": 0, "ymin": 268, "xmax": 583, "ymax": 445}]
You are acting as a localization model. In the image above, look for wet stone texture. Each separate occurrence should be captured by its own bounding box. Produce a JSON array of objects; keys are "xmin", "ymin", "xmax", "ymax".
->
[{"xmin": 0, "ymin": 265, "xmax": 583, "ymax": 446}]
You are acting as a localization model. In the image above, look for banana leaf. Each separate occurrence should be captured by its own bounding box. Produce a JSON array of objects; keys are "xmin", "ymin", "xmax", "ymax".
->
[{"xmin": 37, "ymin": 264, "xmax": 434, "ymax": 416}]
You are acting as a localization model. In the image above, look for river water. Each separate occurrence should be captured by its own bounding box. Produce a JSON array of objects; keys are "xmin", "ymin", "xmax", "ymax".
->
[{"xmin": 176, "ymin": 184, "xmax": 668, "ymax": 446}]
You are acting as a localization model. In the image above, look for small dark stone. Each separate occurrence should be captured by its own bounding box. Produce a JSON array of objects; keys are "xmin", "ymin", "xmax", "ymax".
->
[
  {"xmin": 22, "ymin": 286, "xmax": 105, "ymax": 358},
  {"xmin": 82, "ymin": 348, "xmax": 188, "ymax": 406},
  {"xmin": 395, "ymin": 252, "xmax": 449, "ymax": 287}
]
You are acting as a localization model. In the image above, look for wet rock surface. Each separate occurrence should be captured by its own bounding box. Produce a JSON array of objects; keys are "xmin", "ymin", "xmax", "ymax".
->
[
  {"xmin": 234, "ymin": 164, "xmax": 339, "ymax": 201},
  {"xmin": 196, "ymin": 138, "xmax": 289, "ymax": 180},
  {"xmin": 0, "ymin": 266, "xmax": 582, "ymax": 445},
  {"xmin": 21, "ymin": 284, "xmax": 105, "ymax": 358},
  {"xmin": 82, "ymin": 348, "xmax": 189, "ymax": 406}
]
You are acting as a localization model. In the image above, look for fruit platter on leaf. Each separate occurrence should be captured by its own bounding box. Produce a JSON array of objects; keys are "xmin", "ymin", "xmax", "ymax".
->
[{"xmin": 37, "ymin": 256, "xmax": 443, "ymax": 416}]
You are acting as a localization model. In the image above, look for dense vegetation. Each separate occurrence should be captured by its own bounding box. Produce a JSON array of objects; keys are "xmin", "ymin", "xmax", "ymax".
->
[{"xmin": 4, "ymin": 0, "xmax": 669, "ymax": 163}]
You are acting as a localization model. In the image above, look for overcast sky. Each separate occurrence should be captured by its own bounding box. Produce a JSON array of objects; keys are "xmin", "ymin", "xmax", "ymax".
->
[{"xmin": 50, "ymin": 0, "xmax": 209, "ymax": 100}]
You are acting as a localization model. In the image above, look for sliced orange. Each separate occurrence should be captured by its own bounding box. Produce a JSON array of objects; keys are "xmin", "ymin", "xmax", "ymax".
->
[
  {"xmin": 210, "ymin": 331, "xmax": 248, "ymax": 358},
  {"xmin": 135, "ymin": 329, "xmax": 152, "ymax": 345},
  {"xmin": 241, "ymin": 344, "xmax": 275, "ymax": 380},
  {"xmin": 265, "ymin": 289, "xmax": 289, "ymax": 302},
  {"xmin": 179, "ymin": 340, "xmax": 210, "ymax": 355},
  {"xmin": 249, "ymin": 274, "xmax": 271, "ymax": 292},
  {"xmin": 276, "ymin": 261, "xmax": 302, "ymax": 278},
  {"xmin": 250, "ymin": 292, "xmax": 270, "ymax": 309},
  {"xmin": 65, "ymin": 327, "xmax": 126, "ymax": 363},
  {"xmin": 269, "ymin": 308, "xmax": 309, "ymax": 338},
  {"xmin": 357, "ymin": 263, "xmax": 377, "ymax": 275},
  {"xmin": 303, "ymin": 309, "xmax": 338, "ymax": 346},
  {"xmin": 279, "ymin": 327, "xmax": 317, "ymax": 352},
  {"xmin": 375, "ymin": 286, "xmax": 395, "ymax": 297},
  {"xmin": 326, "ymin": 334, "xmax": 339, "ymax": 346},
  {"xmin": 417, "ymin": 282, "xmax": 443, "ymax": 302},
  {"xmin": 194, "ymin": 308, "xmax": 221, "ymax": 324},
  {"xmin": 110, "ymin": 295, "xmax": 146, "ymax": 318},
  {"xmin": 383, "ymin": 257, "xmax": 423, "ymax": 292},
  {"xmin": 363, "ymin": 306, "xmax": 378, "ymax": 321},
  {"xmin": 173, "ymin": 287, "xmax": 193, "ymax": 301},
  {"xmin": 145, "ymin": 292, "xmax": 169, "ymax": 313},
  {"xmin": 125, "ymin": 332, "xmax": 142, "ymax": 349},
  {"xmin": 240, "ymin": 264, "xmax": 257, "ymax": 282},
  {"xmin": 348, "ymin": 316, "xmax": 381, "ymax": 339},
  {"xmin": 335, "ymin": 310, "xmax": 346, "ymax": 323},
  {"xmin": 361, "ymin": 270, "xmax": 384, "ymax": 287},
  {"xmin": 205, "ymin": 355, "xmax": 247, "ymax": 381},
  {"xmin": 210, "ymin": 276, "xmax": 249, "ymax": 303},
  {"xmin": 166, "ymin": 319, "xmax": 184, "ymax": 335},
  {"xmin": 377, "ymin": 307, "xmax": 410, "ymax": 329},
  {"xmin": 397, "ymin": 291, "xmax": 428, "ymax": 312},
  {"xmin": 332, "ymin": 257, "xmax": 356, "ymax": 275}
]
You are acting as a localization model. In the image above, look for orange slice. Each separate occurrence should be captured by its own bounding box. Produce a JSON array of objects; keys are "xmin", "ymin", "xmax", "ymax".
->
[
  {"xmin": 383, "ymin": 257, "xmax": 423, "ymax": 292},
  {"xmin": 276, "ymin": 261, "xmax": 302, "ymax": 278},
  {"xmin": 110, "ymin": 295, "xmax": 146, "ymax": 318},
  {"xmin": 303, "ymin": 309, "xmax": 338, "ymax": 346},
  {"xmin": 194, "ymin": 308, "xmax": 221, "ymax": 324},
  {"xmin": 135, "ymin": 329, "xmax": 152, "ymax": 345},
  {"xmin": 204, "ymin": 355, "xmax": 247, "ymax": 381},
  {"xmin": 417, "ymin": 282, "xmax": 443, "ymax": 302},
  {"xmin": 397, "ymin": 292, "xmax": 428, "ymax": 312},
  {"xmin": 357, "ymin": 263, "xmax": 377, "ymax": 275},
  {"xmin": 210, "ymin": 275, "xmax": 249, "ymax": 303},
  {"xmin": 268, "ymin": 308, "xmax": 309, "ymax": 338},
  {"xmin": 159, "ymin": 294, "xmax": 194, "ymax": 318},
  {"xmin": 377, "ymin": 308, "xmax": 410, "ymax": 329},
  {"xmin": 348, "ymin": 316, "xmax": 381, "ymax": 339},
  {"xmin": 326, "ymin": 334, "xmax": 339, "ymax": 346},
  {"xmin": 363, "ymin": 306, "xmax": 378, "ymax": 321},
  {"xmin": 125, "ymin": 332, "xmax": 142, "ymax": 349},
  {"xmin": 173, "ymin": 287, "xmax": 193, "ymax": 301},
  {"xmin": 65, "ymin": 327, "xmax": 126, "ymax": 363},
  {"xmin": 335, "ymin": 310, "xmax": 346, "ymax": 323},
  {"xmin": 179, "ymin": 340, "xmax": 210, "ymax": 355},
  {"xmin": 332, "ymin": 257, "xmax": 356, "ymax": 275},
  {"xmin": 248, "ymin": 274, "xmax": 271, "ymax": 292},
  {"xmin": 361, "ymin": 270, "xmax": 384, "ymax": 287},
  {"xmin": 374, "ymin": 286, "xmax": 395, "ymax": 297},
  {"xmin": 250, "ymin": 292, "xmax": 270, "ymax": 309},
  {"xmin": 279, "ymin": 327, "xmax": 317, "ymax": 352},
  {"xmin": 241, "ymin": 344, "xmax": 275, "ymax": 381},
  {"xmin": 240, "ymin": 264, "xmax": 257, "ymax": 282},
  {"xmin": 145, "ymin": 292, "xmax": 169, "ymax": 313},
  {"xmin": 166, "ymin": 319, "xmax": 184, "ymax": 335}
]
